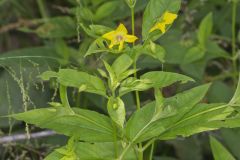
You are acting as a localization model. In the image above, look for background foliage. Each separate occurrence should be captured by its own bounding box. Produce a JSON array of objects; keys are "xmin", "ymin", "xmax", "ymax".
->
[{"xmin": 0, "ymin": 0, "xmax": 240, "ymax": 159}]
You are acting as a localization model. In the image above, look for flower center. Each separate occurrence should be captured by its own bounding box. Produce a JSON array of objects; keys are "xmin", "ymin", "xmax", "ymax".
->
[{"xmin": 116, "ymin": 34, "xmax": 124, "ymax": 42}]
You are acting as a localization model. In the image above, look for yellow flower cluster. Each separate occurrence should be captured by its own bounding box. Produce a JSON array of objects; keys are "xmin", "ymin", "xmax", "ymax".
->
[{"xmin": 102, "ymin": 11, "xmax": 177, "ymax": 51}]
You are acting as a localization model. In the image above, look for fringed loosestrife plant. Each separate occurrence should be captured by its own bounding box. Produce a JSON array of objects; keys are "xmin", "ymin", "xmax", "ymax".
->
[{"xmin": 9, "ymin": 0, "xmax": 240, "ymax": 160}]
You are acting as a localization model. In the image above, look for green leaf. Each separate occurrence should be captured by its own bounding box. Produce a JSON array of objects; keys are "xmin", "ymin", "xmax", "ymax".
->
[
  {"xmin": 154, "ymin": 88, "xmax": 164, "ymax": 117},
  {"xmin": 126, "ymin": 84, "xmax": 211, "ymax": 143},
  {"xmin": 207, "ymin": 81, "xmax": 234, "ymax": 103},
  {"xmin": 140, "ymin": 71, "xmax": 194, "ymax": 88},
  {"xmin": 221, "ymin": 129, "xmax": 240, "ymax": 159},
  {"xmin": 103, "ymin": 60, "xmax": 119, "ymax": 90},
  {"xmin": 159, "ymin": 103, "xmax": 233, "ymax": 140},
  {"xmin": 210, "ymin": 136, "xmax": 236, "ymax": 160},
  {"xmin": 0, "ymin": 46, "xmax": 65, "ymax": 66},
  {"xmin": 81, "ymin": 24, "xmax": 112, "ymax": 38},
  {"xmin": 112, "ymin": 54, "xmax": 133, "ymax": 77},
  {"xmin": 94, "ymin": 1, "xmax": 120, "ymax": 21},
  {"xmin": 119, "ymin": 77, "xmax": 151, "ymax": 96},
  {"xmin": 107, "ymin": 97, "xmax": 126, "ymax": 128},
  {"xmin": 89, "ymin": 25, "xmax": 112, "ymax": 35},
  {"xmin": 46, "ymin": 142, "xmax": 137, "ymax": 160},
  {"xmin": 144, "ymin": 41, "xmax": 166, "ymax": 63},
  {"xmin": 38, "ymin": 71, "xmax": 58, "ymax": 81},
  {"xmin": 40, "ymin": 69, "xmax": 107, "ymax": 97},
  {"xmin": 142, "ymin": 0, "xmax": 181, "ymax": 40},
  {"xmin": 198, "ymin": 13, "xmax": 213, "ymax": 48},
  {"xmin": 85, "ymin": 38, "xmax": 109, "ymax": 57},
  {"xmin": 205, "ymin": 41, "xmax": 231, "ymax": 59},
  {"xmin": 183, "ymin": 45, "xmax": 205, "ymax": 64},
  {"xmin": 11, "ymin": 107, "xmax": 115, "ymax": 142}
]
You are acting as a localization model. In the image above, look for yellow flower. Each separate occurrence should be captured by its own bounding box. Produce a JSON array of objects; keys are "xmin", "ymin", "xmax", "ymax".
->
[
  {"xmin": 150, "ymin": 11, "xmax": 178, "ymax": 33},
  {"xmin": 102, "ymin": 23, "xmax": 138, "ymax": 51}
]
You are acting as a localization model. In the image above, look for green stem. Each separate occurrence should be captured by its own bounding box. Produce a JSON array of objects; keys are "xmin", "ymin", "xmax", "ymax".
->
[
  {"xmin": 131, "ymin": 7, "xmax": 135, "ymax": 37},
  {"xmin": 36, "ymin": 0, "xmax": 48, "ymax": 21},
  {"xmin": 149, "ymin": 141, "xmax": 155, "ymax": 160},
  {"xmin": 59, "ymin": 85, "xmax": 73, "ymax": 113},
  {"xmin": 141, "ymin": 139, "xmax": 156, "ymax": 152},
  {"xmin": 112, "ymin": 122, "xmax": 118, "ymax": 158},
  {"xmin": 232, "ymin": 0, "xmax": 238, "ymax": 86},
  {"xmin": 131, "ymin": 6, "xmax": 143, "ymax": 160},
  {"xmin": 118, "ymin": 143, "xmax": 132, "ymax": 160}
]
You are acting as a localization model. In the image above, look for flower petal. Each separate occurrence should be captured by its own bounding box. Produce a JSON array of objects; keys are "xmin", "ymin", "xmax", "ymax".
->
[
  {"xmin": 149, "ymin": 23, "xmax": 159, "ymax": 33},
  {"xmin": 125, "ymin": 35, "xmax": 138, "ymax": 43},
  {"xmin": 102, "ymin": 31, "xmax": 115, "ymax": 40},
  {"xmin": 118, "ymin": 41, "xmax": 124, "ymax": 51},
  {"xmin": 157, "ymin": 23, "xmax": 166, "ymax": 33},
  {"xmin": 116, "ymin": 23, "xmax": 128, "ymax": 34},
  {"xmin": 149, "ymin": 22, "xmax": 166, "ymax": 33},
  {"xmin": 109, "ymin": 41, "xmax": 114, "ymax": 49},
  {"xmin": 163, "ymin": 11, "xmax": 178, "ymax": 24}
]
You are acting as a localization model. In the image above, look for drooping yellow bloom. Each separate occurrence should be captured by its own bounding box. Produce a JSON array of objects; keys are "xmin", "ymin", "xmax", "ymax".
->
[
  {"xmin": 102, "ymin": 23, "xmax": 138, "ymax": 51},
  {"xmin": 150, "ymin": 11, "xmax": 178, "ymax": 33}
]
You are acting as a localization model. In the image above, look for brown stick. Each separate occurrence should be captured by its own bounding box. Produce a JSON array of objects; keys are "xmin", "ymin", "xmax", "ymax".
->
[{"xmin": 0, "ymin": 19, "xmax": 44, "ymax": 34}]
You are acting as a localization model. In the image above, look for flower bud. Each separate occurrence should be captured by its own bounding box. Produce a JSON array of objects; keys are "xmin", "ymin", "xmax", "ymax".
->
[{"xmin": 125, "ymin": 0, "xmax": 137, "ymax": 8}]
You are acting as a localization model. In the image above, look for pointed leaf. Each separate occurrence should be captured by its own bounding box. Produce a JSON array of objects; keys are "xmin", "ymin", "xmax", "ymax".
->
[
  {"xmin": 11, "ymin": 107, "xmax": 115, "ymax": 142},
  {"xmin": 210, "ymin": 136, "xmax": 236, "ymax": 160}
]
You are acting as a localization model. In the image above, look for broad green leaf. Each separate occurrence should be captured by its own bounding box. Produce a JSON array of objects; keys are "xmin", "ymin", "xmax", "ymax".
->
[
  {"xmin": 142, "ymin": 0, "xmax": 181, "ymax": 40},
  {"xmin": 180, "ymin": 60, "xmax": 206, "ymax": 80},
  {"xmin": 126, "ymin": 84, "xmax": 211, "ymax": 143},
  {"xmin": 210, "ymin": 136, "xmax": 236, "ymax": 160},
  {"xmin": 140, "ymin": 71, "xmax": 194, "ymax": 88},
  {"xmin": 159, "ymin": 103, "xmax": 233, "ymax": 139},
  {"xmin": 39, "ymin": 71, "xmax": 58, "ymax": 81},
  {"xmin": 94, "ymin": 1, "xmax": 120, "ymax": 21},
  {"xmin": 198, "ymin": 13, "xmax": 213, "ymax": 48},
  {"xmin": 206, "ymin": 41, "xmax": 231, "ymax": 59},
  {"xmin": 119, "ymin": 72, "xmax": 194, "ymax": 96},
  {"xmin": 119, "ymin": 77, "xmax": 151, "ymax": 96},
  {"xmin": 103, "ymin": 60, "xmax": 119, "ymax": 90},
  {"xmin": 11, "ymin": 107, "xmax": 115, "ymax": 142},
  {"xmin": 183, "ymin": 45, "xmax": 205, "ymax": 64},
  {"xmin": 207, "ymin": 81, "xmax": 234, "ymax": 103},
  {"xmin": 0, "ymin": 46, "xmax": 65, "ymax": 66},
  {"xmin": 221, "ymin": 129, "xmax": 240, "ymax": 159},
  {"xmin": 118, "ymin": 69, "xmax": 137, "ymax": 82},
  {"xmin": 39, "ymin": 69, "xmax": 107, "ymax": 97},
  {"xmin": 85, "ymin": 38, "xmax": 109, "ymax": 57},
  {"xmin": 154, "ymin": 88, "xmax": 164, "ymax": 116},
  {"xmin": 89, "ymin": 25, "xmax": 112, "ymax": 35},
  {"xmin": 45, "ymin": 142, "xmax": 137, "ymax": 160},
  {"xmin": 81, "ymin": 24, "xmax": 112, "ymax": 38},
  {"xmin": 143, "ymin": 41, "xmax": 166, "ymax": 63},
  {"xmin": 112, "ymin": 54, "xmax": 133, "ymax": 77},
  {"xmin": 107, "ymin": 97, "xmax": 126, "ymax": 128}
]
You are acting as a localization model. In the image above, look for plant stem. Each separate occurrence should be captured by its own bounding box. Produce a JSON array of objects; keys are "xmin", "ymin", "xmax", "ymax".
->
[
  {"xmin": 59, "ymin": 85, "xmax": 73, "ymax": 113},
  {"xmin": 141, "ymin": 139, "xmax": 156, "ymax": 152},
  {"xmin": 118, "ymin": 143, "xmax": 132, "ymax": 160},
  {"xmin": 112, "ymin": 122, "xmax": 118, "ymax": 158},
  {"xmin": 36, "ymin": 0, "xmax": 48, "ymax": 21},
  {"xmin": 149, "ymin": 141, "xmax": 155, "ymax": 160},
  {"xmin": 232, "ymin": 0, "xmax": 238, "ymax": 86},
  {"xmin": 131, "ymin": 6, "xmax": 143, "ymax": 160}
]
